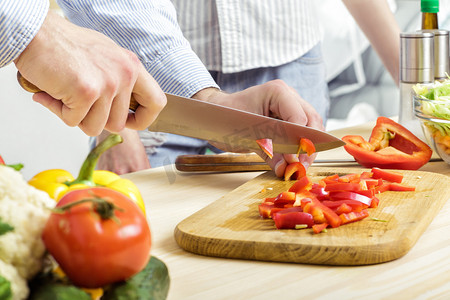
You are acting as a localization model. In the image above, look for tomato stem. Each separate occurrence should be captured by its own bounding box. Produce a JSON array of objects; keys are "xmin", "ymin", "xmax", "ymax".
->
[{"xmin": 53, "ymin": 195, "xmax": 124, "ymax": 222}]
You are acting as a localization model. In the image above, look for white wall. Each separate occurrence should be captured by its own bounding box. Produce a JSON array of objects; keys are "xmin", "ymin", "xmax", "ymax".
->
[{"xmin": 0, "ymin": 64, "xmax": 90, "ymax": 180}]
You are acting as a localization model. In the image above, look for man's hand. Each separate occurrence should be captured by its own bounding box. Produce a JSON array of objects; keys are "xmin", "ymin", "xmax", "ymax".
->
[
  {"xmin": 193, "ymin": 80, "xmax": 325, "ymax": 177},
  {"xmin": 96, "ymin": 129, "xmax": 150, "ymax": 175},
  {"xmin": 14, "ymin": 11, "xmax": 166, "ymax": 136}
]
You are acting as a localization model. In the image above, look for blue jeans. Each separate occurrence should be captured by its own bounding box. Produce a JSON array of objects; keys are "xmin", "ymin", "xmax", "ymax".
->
[{"xmin": 148, "ymin": 43, "xmax": 329, "ymax": 167}]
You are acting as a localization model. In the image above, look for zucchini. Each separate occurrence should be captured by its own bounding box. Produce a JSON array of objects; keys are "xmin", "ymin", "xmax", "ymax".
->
[{"xmin": 102, "ymin": 256, "xmax": 170, "ymax": 300}]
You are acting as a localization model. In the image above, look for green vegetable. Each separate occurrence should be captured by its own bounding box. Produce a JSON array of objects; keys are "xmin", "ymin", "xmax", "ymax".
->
[
  {"xmin": 102, "ymin": 256, "xmax": 170, "ymax": 300},
  {"xmin": 28, "ymin": 283, "xmax": 91, "ymax": 300},
  {"xmin": 0, "ymin": 218, "xmax": 14, "ymax": 236},
  {"xmin": 0, "ymin": 276, "xmax": 12, "ymax": 300}
]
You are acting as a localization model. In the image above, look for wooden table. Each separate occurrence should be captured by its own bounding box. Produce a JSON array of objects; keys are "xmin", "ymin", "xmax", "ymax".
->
[{"xmin": 122, "ymin": 121, "xmax": 450, "ymax": 299}]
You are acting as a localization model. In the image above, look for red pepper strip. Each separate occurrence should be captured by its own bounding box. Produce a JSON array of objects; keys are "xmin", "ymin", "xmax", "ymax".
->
[
  {"xmin": 363, "ymin": 179, "xmax": 381, "ymax": 189},
  {"xmin": 342, "ymin": 117, "xmax": 432, "ymax": 170},
  {"xmin": 324, "ymin": 182, "xmax": 362, "ymax": 192},
  {"xmin": 360, "ymin": 171, "xmax": 373, "ymax": 179},
  {"xmin": 272, "ymin": 211, "xmax": 314, "ymax": 229},
  {"xmin": 258, "ymin": 203, "xmax": 274, "ymax": 219},
  {"xmin": 297, "ymin": 138, "xmax": 316, "ymax": 156},
  {"xmin": 335, "ymin": 203, "xmax": 353, "ymax": 215},
  {"xmin": 304, "ymin": 196, "xmax": 342, "ymax": 228},
  {"xmin": 369, "ymin": 196, "xmax": 380, "ymax": 208},
  {"xmin": 288, "ymin": 176, "xmax": 312, "ymax": 194},
  {"xmin": 371, "ymin": 167, "xmax": 403, "ymax": 183},
  {"xmin": 0, "ymin": 155, "xmax": 5, "ymax": 165},
  {"xmin": 389, "ymin": 183, "xmax": 416, "ymax": 192},
  {"xmin": 340, "ymin": 209, "xmax": 369, "ymax": 225},
  {"xmin": 321, "ymin": 200, "xmax": 365, "ymax": 212},
  {"xmin": 328, "ymin": 191, "xmax": 372, "ymax": 206},
  {"xmin": 312, "ymin": 223, "xmax": 328, "ymax": 234},
  {"xmin": 256, "ymin": 139, "xmax": 273, "ymax": 159},
  {"xmin": 303, "ymin": 203, "xmax": 327, "ymax": 224},
  {"xmin": 284, "ymin": 162, "xmax": 306, "ymax": 181},
  {"xmin": 374, "ymin": 183, "xmax": 390, "ymax": 194},
  {"xmin": 273, "ymin": 191, "xmax": 296, "ymax": 207},
  {"xmin": 310, "ymin": 186, "xmax": 329, "ymax": 201},
  {"xmin": 355, "ymin": 189, "xmax": 375, "ymax": 198},
  {"xmin": 338, "ymin": 173, "xmax": 361, "ymax": 183}
]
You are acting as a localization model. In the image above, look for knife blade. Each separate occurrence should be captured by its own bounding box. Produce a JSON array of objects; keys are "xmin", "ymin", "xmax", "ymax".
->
[{"xmin": 17, "ymin": 72, "xmax": 344, "ymax": 154}]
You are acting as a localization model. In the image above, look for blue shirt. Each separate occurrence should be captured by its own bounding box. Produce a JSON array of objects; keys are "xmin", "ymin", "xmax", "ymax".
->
[
  {"xmin": 56, "ymin": 0, "xmax": 218, "ymax": 98},
  {"xmin": 0, "ymin": 0, "xmax": 49, "ymax": 67}
]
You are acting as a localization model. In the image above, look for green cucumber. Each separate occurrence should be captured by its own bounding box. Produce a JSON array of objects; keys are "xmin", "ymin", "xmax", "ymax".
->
[{"xmin": 102, "ymin": 256, "xmax": 170, "ymax": 300}]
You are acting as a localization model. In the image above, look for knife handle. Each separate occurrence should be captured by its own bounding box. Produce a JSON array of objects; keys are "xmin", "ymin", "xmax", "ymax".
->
[
  {"xmin": 16, "ymin": 71, "xmax": 139, "ymax": 111},
  {"xmin": 175, "ymin": 153, "xmax": 272, "ymax": 172}
]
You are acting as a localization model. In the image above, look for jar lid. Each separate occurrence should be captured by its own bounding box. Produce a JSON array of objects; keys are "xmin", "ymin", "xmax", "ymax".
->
[{"xmin": 421, "ymin": 0, "xmax": 439, "ymax": 13}]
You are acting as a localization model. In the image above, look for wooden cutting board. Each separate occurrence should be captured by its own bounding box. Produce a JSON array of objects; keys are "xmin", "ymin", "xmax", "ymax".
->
[{"xmin": 174, "ymin": 167, "xmax": 450, "ymax": 265}]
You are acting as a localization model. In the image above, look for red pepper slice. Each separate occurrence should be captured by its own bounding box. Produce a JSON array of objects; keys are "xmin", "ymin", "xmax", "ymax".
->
[
  {"xmin": 371, "ymin": 167, "xmax": 403, "ymax": 183},
  {"xmin": 389, "ymin": 183, "xmax": 416, "ymax": 192},
  {"xmin": 340, "ymin": 209, "xmax": 369, "ymax": 225},
  {"xmin": 256, "ymin": 138, "xmax": 273, "ymax": 159},
  {"xmin": 0, "ymin": 155, "xmax": 5, "ymax": 165},
  {"xmin": 288, "ymin": 176, "xmax": 312, "ymax": 194},
  {"xmin": 272, "ymin": 211, "xmax": 314, "ymax": 229},
  {"xmin": 342, "ymin": 117, "xmax": 432, "ymax": 170},
  {"xmin": 284, "ymin": 162, "xmax": 306, "ymax": 181},
  {"xmin": 312, "ymin": 223, "xmax": 328, "ymax": 234},
  {"xmin": 297, "ymin": 138, "xmax": 316, "ymax": 156},
  {"xmin": 328, "ymin": 191, "xmax": 372, "ymax": 206},
  {"xmin": 324, "ymin": 182, "xmax": 362, "ymax": 192}
]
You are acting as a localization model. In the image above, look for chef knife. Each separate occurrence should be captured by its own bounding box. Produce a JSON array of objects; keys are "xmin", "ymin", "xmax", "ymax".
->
[{"xmin": 17, "ymin": 72, "xmax": 344, "ymax": 154}]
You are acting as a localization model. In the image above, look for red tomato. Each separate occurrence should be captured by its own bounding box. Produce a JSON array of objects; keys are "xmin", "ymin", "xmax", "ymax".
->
[{"xmin": 42, "ymin": 187, "xmax": 151, "ymax": 288}]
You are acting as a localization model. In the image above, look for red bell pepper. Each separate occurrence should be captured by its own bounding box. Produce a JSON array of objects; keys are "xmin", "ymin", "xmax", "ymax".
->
[
  {"xmin": 288, "ymin": 176, "xmax": 312, "ymax": 194},
  {"xmin": 256, "ymin": 138, "xmax": 273, "ymax": 159},
  {"xmin": 284, "ymin": 162, "xmax": 306, "ymax": 181},
  {"xmin": 389, "ymin": 183, "xmax": 416, "ymax": 192},
  {"xmin": 0, "ymin": 155, "xmax": 4, "ymax": 165},
  {"xmin": 342, "ymin": 117, "xmax": 432, "ymax": 170},
  {"xmin": 297, "ymin": 138, "xmax": 316, "ymax": 156},
  {"xmin": 312, "ymin": 223, "xmax": 328, "ymax": 234},
  {"xmin": 371, "ymin": 167, "xmax": 403, "ymax": 183},
  {"xmin": 340, "ymin": 210, "xmax": 370, "ymax": 225},
  {"xmin": 272, "ymin": 210, "xmax": 314, "ymax": 229}
]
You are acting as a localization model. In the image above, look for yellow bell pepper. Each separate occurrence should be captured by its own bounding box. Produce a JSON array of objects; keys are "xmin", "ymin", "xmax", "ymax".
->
[{"xmin": 28, "ymin": 134, "xmax": 146, "ymax": 214}]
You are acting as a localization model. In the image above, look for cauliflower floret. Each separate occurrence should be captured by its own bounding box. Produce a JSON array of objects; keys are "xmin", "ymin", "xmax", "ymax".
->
[
  {"xmin": 0, "ymin": 260, "xmax": 28, "ymax": 300},
  {"xmin": 0, "ymin": 166, "xmax": 55, "ymax": 299}
]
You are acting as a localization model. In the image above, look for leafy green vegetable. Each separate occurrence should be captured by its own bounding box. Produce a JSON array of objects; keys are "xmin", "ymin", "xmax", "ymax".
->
[
  {"xmin": 0, "ymin": 276, "xmax": 12, "ymax": 300},
  {"xmin": 413, "ymin": 79, "xmax": 450, "ymax": 138},
  {"xmin": 0, "ymin": 218, "xmax": 14, "ymax": 236}
]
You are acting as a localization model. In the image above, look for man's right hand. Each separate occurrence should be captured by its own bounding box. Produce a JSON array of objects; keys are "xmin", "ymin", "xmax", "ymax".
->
[{"xmin": 14, "ymin": 10, "xmax": 166, "ymax": 136}]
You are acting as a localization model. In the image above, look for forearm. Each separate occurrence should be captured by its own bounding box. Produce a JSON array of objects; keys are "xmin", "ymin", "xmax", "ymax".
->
[
  {"xmin": 56, "ymin": 0, "xmax": 218, "ymax": 97},
  {"xmin": 342, "ymin": 0, "xmax": 400, "ymax": 84},
  {"xmin": 0, "ymin": 0, "xmax": 49, "ymax": 67}
]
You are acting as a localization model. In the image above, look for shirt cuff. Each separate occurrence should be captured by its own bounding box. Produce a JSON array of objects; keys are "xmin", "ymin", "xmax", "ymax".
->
[
  {"xmin": 145, "ymin": 45, "xmax": 219, "ymax": 98},
  {"xmin": 0, "ymin": 0, "xmax": 49, "ymax": 67}
]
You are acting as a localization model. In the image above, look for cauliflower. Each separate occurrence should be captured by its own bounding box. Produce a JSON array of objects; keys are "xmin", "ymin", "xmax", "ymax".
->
[{"xmin": 0, "ymin": 165, "xmax": 55, "ymax": 300}]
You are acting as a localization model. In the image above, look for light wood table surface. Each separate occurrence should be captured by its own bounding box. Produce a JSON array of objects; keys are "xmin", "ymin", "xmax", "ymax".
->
[{"xmin": 123, "ymin": 121, "xmax": 450, "ymax": 300}]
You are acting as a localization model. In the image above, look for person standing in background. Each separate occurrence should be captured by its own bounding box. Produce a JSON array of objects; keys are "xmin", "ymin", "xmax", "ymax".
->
[{"xmin": 70, "ymin": 0, "xmax": 400, "ymax": 174}]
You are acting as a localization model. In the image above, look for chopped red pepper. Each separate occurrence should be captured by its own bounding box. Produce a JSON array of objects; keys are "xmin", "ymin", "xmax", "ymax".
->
[
  {"xmin": 342, "ymin": 117, "xmax": 432, "ymax": 170},
  {"xmin": 256, "ymin": 138, "xmax": 273, "ymax": 159},
  {"xmin": 339, "ymin": 210, "xmax": 369, "ymax": 225},
  {"xmin": 389, "ymin": 183, "xmax": 416, "ymax": 192},
  {"xmin": 297, "ymin": 138, "xmax": 316, "ymax": 156},
  {"xmin": 328, "ymin": 191, "xmax": 372, "ymax": 206},
  {"xmin": 371, "ymin": 167, "xmax": 403, "ymax": 183},
  {"xmin": 312, "ymin": 223, "xmax": 328, "ymax": 234},
  {"xmin": 288, "ymin": 176, "xmax": 312, "ymax": 194},
  {"xmin": 284, "ymin": 162, "xmax": 306, "ymax": 181},
  {"xmin": 272, "ymin": 211, "xmax": 314, "ymax": 229},
  {"xmin": 0, "ymin": 155, "xmax": 4, "ymax": 165}
]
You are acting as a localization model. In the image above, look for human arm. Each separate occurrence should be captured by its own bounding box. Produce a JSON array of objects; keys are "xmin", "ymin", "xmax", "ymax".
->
[{"xmin": 342, "ymin": 0, "xmax": 401, "ymax": 84}]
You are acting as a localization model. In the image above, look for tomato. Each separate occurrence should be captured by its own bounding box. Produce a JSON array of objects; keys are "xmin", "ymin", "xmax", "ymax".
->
[{"xmin": 42, "ymin": 187, "xmax": 151, "ymax": 288}]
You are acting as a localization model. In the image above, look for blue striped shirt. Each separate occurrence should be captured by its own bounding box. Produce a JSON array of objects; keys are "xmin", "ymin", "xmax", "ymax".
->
[
  {"xmin": 56, "ymin": 0, "xmax": 219, "ymax": 98},
  {"xmin": 172, "ymin": 0, "xmax": 321, "ymax": 74},
  {"xmin": 0, "ymin": 0, "xmax": 49, "ymax": 67}
]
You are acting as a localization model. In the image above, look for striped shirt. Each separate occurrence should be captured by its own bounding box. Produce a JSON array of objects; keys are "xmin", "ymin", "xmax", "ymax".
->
[
  {"xmin": 171, "ymin": 0, "xmax": 321, "ymax": 73},
  {"xmin": 0, "ymin": 0, "xmax": 49, "ymax": 67},
  {"xmin": 57, "ymin": 0, "xmax": 218, "ymax": 98}
]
